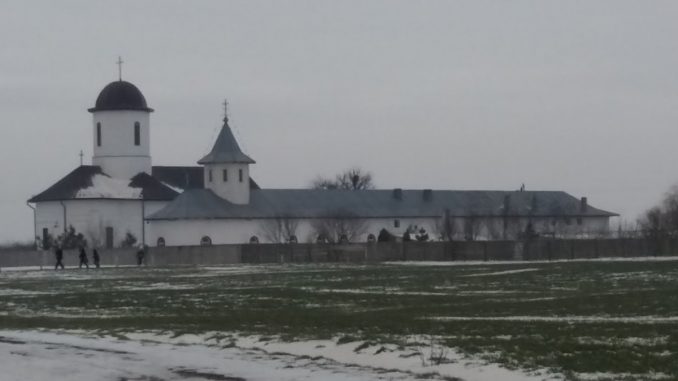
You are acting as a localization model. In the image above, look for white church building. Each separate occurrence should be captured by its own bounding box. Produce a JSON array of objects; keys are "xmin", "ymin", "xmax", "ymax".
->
[{"xmin": 29, "ymin": 78, "xmax": 617, "ymax": 248}]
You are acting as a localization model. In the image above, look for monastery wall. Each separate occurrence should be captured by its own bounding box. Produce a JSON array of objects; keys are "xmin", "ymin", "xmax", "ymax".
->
[
  {"xmin": 2, "ymin": 238, "xmax": 676, "ymax": 269},
  {"xmin": 35, "ymin": 200, "xmax": 167, "ymax": 248}
]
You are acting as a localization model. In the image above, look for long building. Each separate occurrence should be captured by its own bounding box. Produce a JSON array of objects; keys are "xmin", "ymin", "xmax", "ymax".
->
[{"xmin": 28, "ymin": 79, "xmax": 617, "ymax": 248}]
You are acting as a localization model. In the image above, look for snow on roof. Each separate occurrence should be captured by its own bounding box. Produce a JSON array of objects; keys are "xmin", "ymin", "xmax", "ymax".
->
[{"xmin": 76, "ymin": 174, "xmax": 142, "ymax": 199}]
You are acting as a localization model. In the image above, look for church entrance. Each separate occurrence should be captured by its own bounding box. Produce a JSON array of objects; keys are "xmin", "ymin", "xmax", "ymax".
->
[{"xmin": 105, "ymin": 227, "xmax": 114, "ymax": 249}]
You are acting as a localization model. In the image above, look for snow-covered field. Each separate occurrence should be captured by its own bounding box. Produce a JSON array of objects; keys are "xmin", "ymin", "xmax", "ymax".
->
[
  {"xmin": 0, "ymin": 330, "xmax": 551, "ymax": 381},
  {"xmin": 1, "ymin": 259, "xmax": 677, "ymax": 380}
]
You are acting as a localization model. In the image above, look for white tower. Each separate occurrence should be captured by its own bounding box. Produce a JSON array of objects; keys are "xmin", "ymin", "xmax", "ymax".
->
[
  {"xmin": 88, "ymin": 77, "xmax": 153, "ymax": 179},
  {"xmin": 198, "ymin": 103, "xmax": 255, "ymax": 204}
]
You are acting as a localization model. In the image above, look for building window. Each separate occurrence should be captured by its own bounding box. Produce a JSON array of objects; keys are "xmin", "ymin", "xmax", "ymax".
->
[
  {"xmin": 367, "ymin": 234, "xmax": 376, "ymax": 243},
  {"xmin": 157, "ymin": 237, "xmax": 166, "ymax": 247},
  {"xmin": 249, "ymin": 236, "xmax": 259, "ymax": 244},
  {"xmin": 134, "ymin": 122, "xmax": 140, "ymax": 146},
  {"xmin": 288, "ymin": 235, "xmax": 298, "ymax": 244},
  {"xmin": 223, "ymin": 169, "xmax": 228, "ymax": 182},
  {"xmin": 394, "ymin": 219, "xmax": 400, "ymax": 228},
  {"xmin": 208, "ymin": 169, "xmax": 213, "ymax": 182},
  {"xmin": 96, "ymin": 123, "xmax": 102, "ymax": 146},
  {"xmin": 200, "ymin": 236, "xmax": 212, "ymax": 246},
  {"xmin": 239, "ymin": 169, "xmax": 243, "ymax": 182}
]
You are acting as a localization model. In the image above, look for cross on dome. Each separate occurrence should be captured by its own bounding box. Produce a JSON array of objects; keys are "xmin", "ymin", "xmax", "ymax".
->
[{"xmin": 117, "ymin": 56, "xmax": 124, "ymax": 81}]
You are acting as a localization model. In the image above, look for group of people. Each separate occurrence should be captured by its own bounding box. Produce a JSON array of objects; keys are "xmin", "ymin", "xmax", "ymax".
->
[
  {"xmin": 53, "ymin": 244, "xmax": 147, "ymax": 270},
  {"xmin": 53, "ymin": 246, "xmax": 100, "ymax": 270}
]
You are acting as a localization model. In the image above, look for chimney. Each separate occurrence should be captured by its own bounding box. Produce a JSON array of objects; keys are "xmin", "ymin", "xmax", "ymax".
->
[
  {"xmin": 392, "ymin": 188, "xmax": 403, "ymax": 200},
  {"xmin": 580, "ymin": 197, "xmax": 588, "ymax": 213},
  {"xmin": 422, "ymin": 189, "xmax": 433, "ymax": 202}
]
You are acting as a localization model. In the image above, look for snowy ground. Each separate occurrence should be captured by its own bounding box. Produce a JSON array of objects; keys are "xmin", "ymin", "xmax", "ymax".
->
[
  {"xmin": 0, "ymin": 330, "xmax": 551, "ymax": 381},
  {"xmin": 1, "ymin": 259, "xmax": 677, "ymax": 380}
]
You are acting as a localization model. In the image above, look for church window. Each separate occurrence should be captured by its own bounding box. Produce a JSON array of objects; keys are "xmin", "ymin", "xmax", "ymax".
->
[
  {"xmin": 200, "ymin": 236, "xmax": 212, "ymax": 246},
  {"xmin": 134, "ymin": 122, "xmax": 140, "ymax": 146},
  {"xmin": 223, "ymin": 169, "xmax": 228, "ymax": 182},
  {"xmin": 239, "ymin": 169, "xmax": 243, "ymax": 182},
  {"xmin": 96, "ymin": 123, "xmax": 101, "ymax": 146},
  {"xmin": 208, "ymin": 169, "xmax": 213, "ymax": 182},
  {"xmin": 157, "ymin": 237, "xmax": 165, "ymax": 247},
  {"xmin": 394, "ymin": 219, "xmax": 400, "ymax": 228}
]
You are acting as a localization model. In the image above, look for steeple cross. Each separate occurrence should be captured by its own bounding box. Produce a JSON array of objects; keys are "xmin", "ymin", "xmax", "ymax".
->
[
  {"xmin": 117, "ymin": 56, "xmax": 124, "ymax": 81},
  {"xmin": 79, "ymin": 150, "xmax": 84, "ymax": 166},
  {"xmin": 223, "ymin": 99, "xmax": 229, "ymax": 123}
]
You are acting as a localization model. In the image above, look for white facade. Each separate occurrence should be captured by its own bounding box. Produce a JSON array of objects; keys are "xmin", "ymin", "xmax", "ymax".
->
[
  {"xmin": 147, "ymin": 215, "xmax": 612, "ymax": 247},
  {"xmin": 35, "ymin": 200, "xmax": 167, "ymax": 248},
  {"xmin": 92, "ymin": 110, "xmax": 151, "ymax": 179},
  {"xmin": 204, "ymin": 163, "xmax": 250, "ymax": 204}
]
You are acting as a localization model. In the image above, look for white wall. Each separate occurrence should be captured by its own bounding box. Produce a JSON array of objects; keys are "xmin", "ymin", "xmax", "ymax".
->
[
  {"xmin": 35, "ymin": 199, "xmax": 167, "ymax": 248},
  {"xmin": 147, "ymin": 215, "xmax": 611, "ymax": 246},
  {"xmin": 92, "ymin": 110, "xmax": 151, "ymax": 178},
  {"xmin": 203, "ymin": 163, "xmax": 250, "ymax": 204},
  {"xmin": 149, "ymin": 217, "xmax": 442, "ymax": 246}
]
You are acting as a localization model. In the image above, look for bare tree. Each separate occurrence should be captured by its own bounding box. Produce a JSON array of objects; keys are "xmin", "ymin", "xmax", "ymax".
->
[
  {"xmin": 311, "ymin": 167, "xmax": 375, "ymax": 190},
  {"xmin": 311, "ymin": 209, "xmax": 368, "ymax": 243},
  {"xmin": 259, "ymin": 215, "xmax": 300, "ymax": 243},
  {"xmin": 463, "ymin": 211, "xmax": 484, "ymax": 241},
  {"xmin": 484, "ymin": 217, "xmax": 503, "ymax": 240},
  {"xmin": 433, "ymin": 209, "xmax": 457, "ymax": 241}
]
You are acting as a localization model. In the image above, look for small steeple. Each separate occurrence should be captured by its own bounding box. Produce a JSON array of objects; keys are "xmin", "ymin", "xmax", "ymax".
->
[{"xmin": 198, "ymin": 102, "xmax": 255, "ymax": 165}]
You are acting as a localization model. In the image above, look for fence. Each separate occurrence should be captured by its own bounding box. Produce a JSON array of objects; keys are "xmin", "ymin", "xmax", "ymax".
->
[{"xmin": 1, "ymin": 238, "xmax": 677, "ymax": 269}]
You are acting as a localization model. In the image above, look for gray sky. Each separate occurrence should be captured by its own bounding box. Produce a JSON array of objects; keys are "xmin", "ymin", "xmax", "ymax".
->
[{"xmin": 2, "ymin": 0, "xmax": 678, "ymax": 242}]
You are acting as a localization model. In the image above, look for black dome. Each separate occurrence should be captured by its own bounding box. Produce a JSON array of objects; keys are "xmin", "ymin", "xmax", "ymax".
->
[{"xmin": 88, "ymin": 80, "xmax": 153, "ymax": 113}]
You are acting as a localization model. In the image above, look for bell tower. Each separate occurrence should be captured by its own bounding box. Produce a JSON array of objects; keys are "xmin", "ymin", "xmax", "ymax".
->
[
  {"xmin": 88, "ymin": 73, "xmax": 153, "ymax": 179},
  {"xmin": 198, "ymin": 101, "xmax": 255, "ymax": 204}
]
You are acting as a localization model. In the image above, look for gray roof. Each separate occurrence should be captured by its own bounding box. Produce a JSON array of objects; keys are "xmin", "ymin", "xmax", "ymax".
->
[
  {"xmin": 146, "ymin": 188, "xmax": 618, "ymax": 221},
  {"xmin": 197, "ymin": 118, "xmax": 255, "ymax": 165}
]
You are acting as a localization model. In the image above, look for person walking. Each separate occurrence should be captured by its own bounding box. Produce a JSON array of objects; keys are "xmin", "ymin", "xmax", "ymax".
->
[
  {"xmin": 92, "ymin": 248, "xmax": 100, "ymax": 269},
  {"xmin": 54, "ymin": 246, "xmax": 65, "ymax": 270},
  {"xmin": 136, "ymin": 244, "xmax": 145, "ymax": 266},
  {"xmin": 78, "ymin": 246, "xmax": 89, "ymax": 269}
]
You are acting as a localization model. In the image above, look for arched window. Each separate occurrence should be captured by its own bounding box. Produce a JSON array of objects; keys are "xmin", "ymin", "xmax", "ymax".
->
[
  {"xmin": 249, "ymin": 236, "xmax": 259, "ymax": 244},
  {"xmin": 367, "ymin": 234, "xmax": 376, "ymax": 243},
  {"xmin": 239, "ymin": 168, "xmax": 244, "ymax": 182},
  {"xmin": 96, "ymin": 122, "xmax": 102, "ymax": 146},
  {"xmin": 156, "ymin": 237, "xmax": 165, "ymax": 247},
  {"xmin": 200, "ymin": 236, "xmax": 212, "ymax": 246},
  {"xmin": 288, "ymin": 235, "xmax": 298, "ymax": 244},
  {"xmin": 134, "ymin": 122, "xmax": 140, "ymax": 146}
]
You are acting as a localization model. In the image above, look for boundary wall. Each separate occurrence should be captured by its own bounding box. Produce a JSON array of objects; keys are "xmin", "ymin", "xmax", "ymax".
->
[{"xmin": 1, "ymin": 238, "xmax": 676, "ymax": 269}]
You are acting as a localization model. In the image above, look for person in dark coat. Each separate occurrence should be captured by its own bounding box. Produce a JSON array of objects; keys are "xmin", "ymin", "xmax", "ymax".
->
[
  {"xmin": 54, "ymin": 246, "xmax": 65, "ymax": 270},
  {"xmin": 78, "ymin": 246, "xmax": 89, "ymax": 269},
  {"xmin": 92, "ymin": 248, "xmax": 100, "ymax": 269},
  {"xmin": 136, "ymin": 244, "xmax": 145, "ymax": 266}
]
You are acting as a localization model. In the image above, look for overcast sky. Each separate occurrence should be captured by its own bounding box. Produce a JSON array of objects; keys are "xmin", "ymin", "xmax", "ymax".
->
[{"xmin": 2, "ymin": 0, "xmax": 678, "ymax": 242}]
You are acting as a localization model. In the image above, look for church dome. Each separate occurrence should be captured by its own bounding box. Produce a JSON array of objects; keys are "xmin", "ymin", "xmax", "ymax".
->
[{"xmin": 88, "ymin": 80, "xmax": 154, "ymax": 113}]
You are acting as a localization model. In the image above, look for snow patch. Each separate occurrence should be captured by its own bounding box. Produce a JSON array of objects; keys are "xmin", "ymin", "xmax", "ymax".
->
[
  {"xmin": 75, "ymin": 174, "xmax": 142, "ymax": 199},
  {"xmin": 428, "ymin": 315, "xmax": 678, "ymax": 324}
]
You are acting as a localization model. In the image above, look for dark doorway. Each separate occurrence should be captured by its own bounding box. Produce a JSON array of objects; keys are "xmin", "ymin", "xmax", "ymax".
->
[
  {"xmin": 105, "ymin": 227, "xmax": 114, "ymax": 249},
  {"xmin": 42, "ymin": 228, "xmax": 50, "ymax": 249}
]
